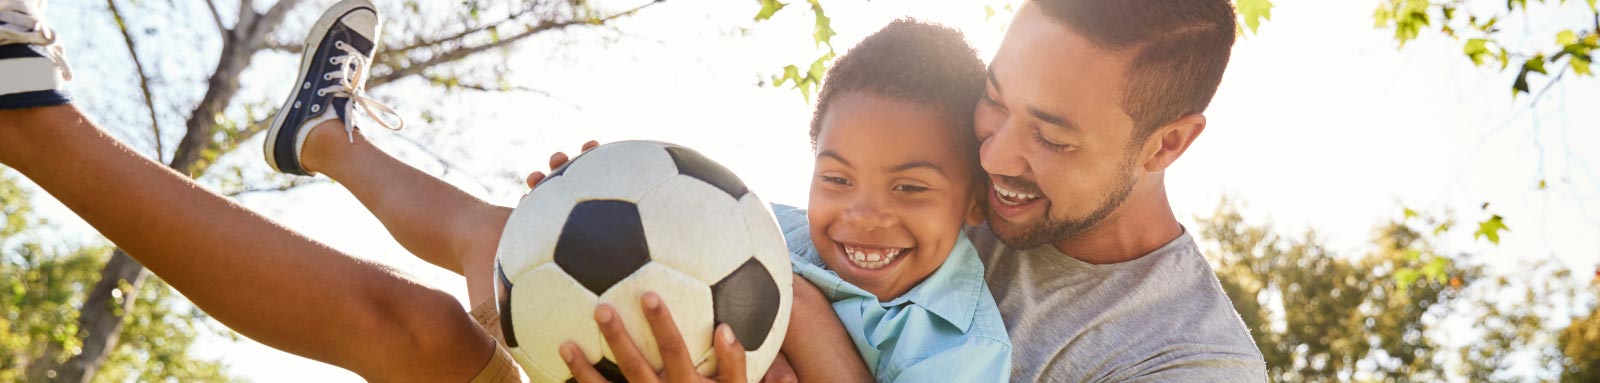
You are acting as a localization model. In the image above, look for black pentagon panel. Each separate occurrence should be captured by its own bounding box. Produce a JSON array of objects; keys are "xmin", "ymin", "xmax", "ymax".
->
[
  {"xmin": 554, "ymin": 200, "xmax": 652, "ymax": 295},
  {"xmin": 665, "ymin": 146, "xmax": 749, "ymax": 198},
  {"xmin": 710, "ymin": 258, "xmax": 781, "ymax": 351},
  {"xmin": 565, "ymin": 359, "xmax": 628, "ymax": 383},
  {"xmin": 496, "ymin": 267, "xmax": 519, "ymax": 348}
]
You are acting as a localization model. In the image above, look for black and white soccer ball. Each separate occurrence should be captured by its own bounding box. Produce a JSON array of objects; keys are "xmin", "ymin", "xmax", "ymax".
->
[{"xmin": 494, "ymin": 141, "xmax": 793, "ymax": 383}]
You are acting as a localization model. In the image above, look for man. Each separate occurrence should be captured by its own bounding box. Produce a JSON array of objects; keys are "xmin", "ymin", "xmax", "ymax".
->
[{"xmin": 969, "ymin": 0, "xmax": 1268, "ymax": 380}]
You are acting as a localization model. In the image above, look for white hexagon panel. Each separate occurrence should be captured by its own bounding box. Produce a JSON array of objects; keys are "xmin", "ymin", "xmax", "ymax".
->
[
  {"xmin": 561, "ymin": 141, "xmax": 679, "ymax": 202},
  {"xmin": 596, "ymin": 262, "xmax": 716, "ymax": 372},
  {"xmin": 496, "ymin": 176, "xmax": 578, "ymax": 278},
  {"xmin": 639, "ymin": 175, "xmax": 754, "ymax": 284},
  {"xmin": 502, "ymin": 264, "xmax": 604, "ymax": 383}
]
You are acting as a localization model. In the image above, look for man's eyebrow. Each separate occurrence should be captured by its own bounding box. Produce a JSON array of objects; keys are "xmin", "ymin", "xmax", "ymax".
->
[
  {"xmin": 817, "ymin": 150, "xmax": 851, "ymax": 167},
  {"xmin": 889, "ymin": 161, "xmax": 946, "ymax": 176},
  {"xmin": 1029, "ymin": 106, "xmax": 1081, "ymax": 133}
]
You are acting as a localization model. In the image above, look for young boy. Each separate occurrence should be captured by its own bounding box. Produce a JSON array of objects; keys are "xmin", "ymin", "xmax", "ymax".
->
[
  {"xmin": 261, "ymin": 4, "xmax": 1009, "ymax": 380},
  {"xmin": 770, "ymin": 20, "xmax": 1011, "ymax": 382}
]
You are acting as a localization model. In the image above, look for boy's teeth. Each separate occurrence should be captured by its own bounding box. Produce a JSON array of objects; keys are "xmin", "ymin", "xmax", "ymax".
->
[{"xmin": 843, "ymin": 245, "xmax": 905, "ymax": 270}]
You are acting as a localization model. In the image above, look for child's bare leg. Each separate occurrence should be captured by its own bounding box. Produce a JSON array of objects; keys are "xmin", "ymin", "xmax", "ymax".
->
[
  {"xmin": 0, "ymin": 105, "xmax": 493, "ymax": 382},
  {"xmin": 298, "ymin": 120, "xmax": 510, "ymax": 304}
]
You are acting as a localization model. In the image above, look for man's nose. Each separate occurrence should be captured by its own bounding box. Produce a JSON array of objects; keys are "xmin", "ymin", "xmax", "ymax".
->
[{"xmin": 978, "ymin": 117, "xmax": 1028, "ymax": 178}]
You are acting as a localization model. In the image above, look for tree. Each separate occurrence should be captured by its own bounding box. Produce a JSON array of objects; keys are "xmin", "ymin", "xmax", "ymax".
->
[
  {"xmin": 1200, "ymin": 201, "xmax": 1471, "ymax": 381},
  {"xmin": 1373, "ymin": 0, "xmax": 1597, "ymax": 98},
  {"xmin": 21, "ymin": 0, "xmax": 672, "ymax": 380},
  {"xmin": 1200, "ymin": 200, "xmax": 1599, "ymax": 381},
  {"xmin": 0, "ymin": 171, "xmax": 234, "ymax": 382}
]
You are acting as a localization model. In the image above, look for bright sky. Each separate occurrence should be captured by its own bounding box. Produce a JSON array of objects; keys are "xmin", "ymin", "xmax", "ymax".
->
[{"xmin": 20, "ymin": 0, "xmax": 1600, "ymax": 381}]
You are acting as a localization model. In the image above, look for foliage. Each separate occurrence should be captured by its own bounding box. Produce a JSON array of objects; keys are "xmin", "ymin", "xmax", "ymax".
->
[
  {"xmin": 1560, "ymin": 283, "xmax": 1600, "ymax": 382},
  {"xmin": 0, "ymin": 171, "xmax": 235, "ymax": 382},
  {"xmin": 758, "ymin": 0, "xmax": 837, "ymax": 102},
  {"xmin": 1372, "ymin": 0, "xmax": 1599, "ymax": 97},
  {"xmin": 1200, "ymin": 200, "xmax": 1598, "ymax": 381}
]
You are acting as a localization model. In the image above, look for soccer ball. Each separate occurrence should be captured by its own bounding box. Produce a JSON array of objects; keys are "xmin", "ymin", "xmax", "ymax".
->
[{"xmin": 494, "ymin": 141, "xmax": 793, "ymax": 383}]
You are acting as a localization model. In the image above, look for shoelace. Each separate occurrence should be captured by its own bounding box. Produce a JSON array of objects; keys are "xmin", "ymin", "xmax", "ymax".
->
[
  {"xmin": 0, "ymin": 10, "xmax": 72, "ymax": 81},
  {"xmin": 317, "ymin": 40, "xmax": 404, "ymax": 142}
]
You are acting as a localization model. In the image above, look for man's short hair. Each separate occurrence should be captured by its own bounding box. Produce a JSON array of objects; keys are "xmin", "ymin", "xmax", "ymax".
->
[
  {"xmin": 1035, "ymin": 0, "xmax": 1238, "ymax": 139},
  {"xmin": 809, "ymin": 18, "xmax": 987, "ymax": 167}
]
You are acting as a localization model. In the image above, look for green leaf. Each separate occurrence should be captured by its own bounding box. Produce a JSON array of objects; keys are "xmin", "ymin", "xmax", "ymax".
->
[
  {"xmin": 1395, "ymin": 268, "xmax": 1420, "ymax": 292},
  {"xmin": 754, "ymin": 0, "xmax": 786, "ymax": 21},
  {"xmin": 1538, "ymin": 179, "xmax": 1548, "ymax": 190},
  {"xmin": 809, "ymin": 0, "xmax": 835, "ymax": 48},
  {"xmin": 1423, "ymin": 257, "xmax": 1451, "ymax": 283},
  {"xmin": 985, "ymin": 5, "xmax": 996, "ymax": 21},
  {"xmin": 1497, "ymin": 47, "xmax": 1510, "ymax": 70},
  {"xmin": 1474, "ymin": 214, "xmax": 1509, "ymax": 245},
  {"xmin": 1512, "ymin": 67, "xmax": 1531, "ymax": 96},
  {"xmin": 1463, "ymin": 38, "xmax": 1490, "ymax": 66},
  {"xmin": 1558, "ymin": 30, "xmax": 1578, "ymax": 46},
  {"xmin": 1432, "ymin": 222, "xmax": 1450, "ymax": 236},
  {"xmin": 1237, "ymin": 0, "xmax": 1274, "ymax": 34},
  {"xmin": 1524, "ymin": 54, "xmax": 1548, "ymax": 74},
  {"xmin": 1403, "ymin": 208, "xmax": 1419, "ymax": 221},
  {"xmin": 1574, "ymin": 56, "xmax": 1593, "ymax": 76}
]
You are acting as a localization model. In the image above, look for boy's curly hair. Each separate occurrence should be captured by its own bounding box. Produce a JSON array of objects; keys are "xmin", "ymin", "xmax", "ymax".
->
[{"xmin": 808, "ymin": 19, "xmax": 987, "ymax": 175}]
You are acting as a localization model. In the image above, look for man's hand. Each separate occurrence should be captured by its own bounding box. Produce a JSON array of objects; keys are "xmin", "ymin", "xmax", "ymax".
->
[
  {"xmin": 560, "ymin": 292, "xmax": 749, "ymax": 383},
  {"xmin": 526, "ymin": 140, "xmax": 600, "ymax": 187}
]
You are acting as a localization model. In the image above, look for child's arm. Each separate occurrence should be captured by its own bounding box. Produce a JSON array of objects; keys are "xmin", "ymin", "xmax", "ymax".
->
[
  {"xmin": 0, "ymin": 105, "xmax": 495, "ymax": 382},
  {"xmin": 781, "ymin": 276, "xmax": 875, "ymax": 382}
]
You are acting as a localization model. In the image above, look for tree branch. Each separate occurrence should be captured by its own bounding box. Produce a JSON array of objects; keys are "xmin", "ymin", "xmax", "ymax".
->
[
  {"xmin": 384, "ymin": 5, "xmax": 539, "ymax": 58},
  {"xmin": 203, "ymin": 0, "xmax": 228, "ymax": 37},
  {"xmin": 107, "ymin": 0, "xmax": 163, "ymax": 158},
  {"xmin": 368, "ymin": 0, "xmax": 667, "ymax": 88}
]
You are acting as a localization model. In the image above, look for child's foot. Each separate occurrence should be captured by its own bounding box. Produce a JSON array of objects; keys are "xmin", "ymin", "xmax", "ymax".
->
[
  {"xmin": 0, "ymin": 0, "xmax": 72, "ymax": 110},
  {"xmin": 264, "ymin": 0, "xmax": 402, "ymax": 176}
]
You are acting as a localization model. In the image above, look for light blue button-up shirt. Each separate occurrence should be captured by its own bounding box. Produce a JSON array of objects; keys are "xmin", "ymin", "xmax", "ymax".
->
[{"xmin": 771, "ymin": 205, "xmax": 1011, "ymax": 382}]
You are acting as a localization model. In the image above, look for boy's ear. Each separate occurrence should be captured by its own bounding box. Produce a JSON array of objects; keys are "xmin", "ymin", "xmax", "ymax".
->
[{"xmin": 965, "ymin": 189, "xmax": 987, "ymax": 227}]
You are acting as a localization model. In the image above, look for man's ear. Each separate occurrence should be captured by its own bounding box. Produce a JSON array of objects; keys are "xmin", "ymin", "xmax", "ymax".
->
[{"xmin": 1140, "ymin": 113, "xmax": 1206, "ymax": 172}]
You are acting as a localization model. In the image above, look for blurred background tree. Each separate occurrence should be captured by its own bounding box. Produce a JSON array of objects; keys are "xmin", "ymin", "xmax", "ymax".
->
[
  {"xmin": 16, "ymin": 0, "xmax": 672, "ymax": 380},
  {"xmin": 1200, "ymin": 200, "xmax": 1599, "ymax": 382},
  {"xmin": 1, "ymin": 171, "xmax": 234, "ymax": 382}
]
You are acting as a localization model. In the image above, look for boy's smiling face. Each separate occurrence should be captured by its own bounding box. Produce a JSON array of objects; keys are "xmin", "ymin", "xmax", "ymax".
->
[{"xmin": 809, "ymin": 92, "xmax": 982, "ymax": 301}]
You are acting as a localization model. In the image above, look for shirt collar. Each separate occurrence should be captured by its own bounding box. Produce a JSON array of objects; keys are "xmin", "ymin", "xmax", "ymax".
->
[{"xmin": 883, "ymin": 232, "xmax": 984, "ymax": 332}]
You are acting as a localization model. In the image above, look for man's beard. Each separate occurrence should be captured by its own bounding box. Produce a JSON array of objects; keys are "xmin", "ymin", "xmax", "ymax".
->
[{"xmin": 989, "ymin": 160, "xmax": 1137, "ymax": 249}]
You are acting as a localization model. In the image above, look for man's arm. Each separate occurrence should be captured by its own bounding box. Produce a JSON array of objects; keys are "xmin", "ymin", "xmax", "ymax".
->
[{"xmin": 0, "ymin": 105, "xmax": 494, "ymax": 381}]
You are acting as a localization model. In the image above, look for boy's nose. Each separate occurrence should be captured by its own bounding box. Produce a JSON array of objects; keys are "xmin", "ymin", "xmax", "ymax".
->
[{"xmin": 844, "ymin": 194, "xmax": 898, "ymax": 231}]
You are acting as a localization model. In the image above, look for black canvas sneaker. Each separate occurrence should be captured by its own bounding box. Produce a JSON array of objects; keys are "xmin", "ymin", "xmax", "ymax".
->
[
  {"xmin": 0, "ymin": 0, "xmax": 72, "ymax": 110},
  {"xmin": 263, "ymin": 0, "xmax": 402, "ymax": 176}
]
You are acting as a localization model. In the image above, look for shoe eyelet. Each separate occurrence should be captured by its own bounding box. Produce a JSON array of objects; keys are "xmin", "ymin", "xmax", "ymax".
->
[
  {"xmin": 303, "ymin": 82, "xmax": 311, "ymax": 89},
  {"xmin": 329, "ymin": 57, "xmax": 339, "ymax": 65},
  {"xmin": 316, "ymin": 90, "xmax": 326, "ymax": 97},
  {"xmin": 335, "ymin": 41, "xmax": 346, "ymax": 49},
  {"xmin": 323, "ymin": 73, "xmax": 333, "ymax": 80},
  {"xmin": 310, "ymin": 105, "xmax": 321, "ymax": 113},
  {"xmin": 293, "ymin": 101, "xmax": 301, "ymax": 108}
]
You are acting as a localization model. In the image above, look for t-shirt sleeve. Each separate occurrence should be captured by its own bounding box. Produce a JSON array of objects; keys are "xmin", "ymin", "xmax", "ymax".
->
[
  {"xmin": 890, "ymin": 336, "xmax": 1012, "ymax": 383},
  {"xmin": 1113, "ymin": 347, "xmax": 1268, "ymax": 383}
]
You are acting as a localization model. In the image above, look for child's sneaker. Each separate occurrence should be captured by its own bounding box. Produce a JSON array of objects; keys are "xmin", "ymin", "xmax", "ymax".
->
[
  {"xmin": 0, "ymin": 0, "xmax": 72, "ymax": 110},
  {"xmin": 264, "ymin": 0, "xmax": 402, "ymax": 176}
]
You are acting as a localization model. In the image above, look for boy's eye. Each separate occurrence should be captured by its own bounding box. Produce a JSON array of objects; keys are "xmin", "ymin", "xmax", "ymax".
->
[
  {"xmin": 893, "ymin": 184, "xmax": 929, "ymax": 193},
  {"xmin": 820, "ymin": 175, "xmax": 851, "ymax": 186},
  {"xmin": 1033, "ymin": 129, "xmax": 1071, "ymax": 153}
]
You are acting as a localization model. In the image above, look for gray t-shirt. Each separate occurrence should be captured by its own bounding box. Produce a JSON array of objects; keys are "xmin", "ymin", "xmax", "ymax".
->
[{"xmin": 967, "ymin": 224, "xmax": 1267, "ymax": 382}]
